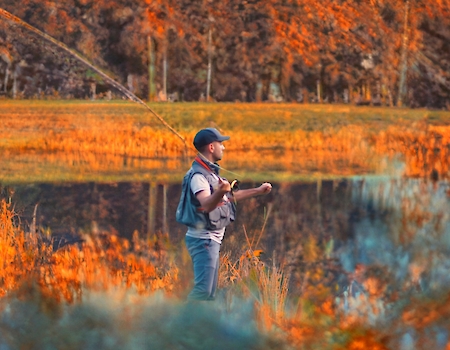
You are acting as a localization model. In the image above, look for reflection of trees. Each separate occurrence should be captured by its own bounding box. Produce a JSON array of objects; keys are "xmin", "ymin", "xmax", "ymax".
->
[
  {"xmin": 227, "ymin": 177, "xmax": 450, "ymax": 306},
  {"xmin": 5, "ymin": 177, "xmax": 449, "ymax": 298},
  {"xmin": 3, "ymin": 182, "xmax": 177, "ymax": 243},
  {"xmin": 354, "ymin": 178, "xmax": 450, "ymax": 293}
]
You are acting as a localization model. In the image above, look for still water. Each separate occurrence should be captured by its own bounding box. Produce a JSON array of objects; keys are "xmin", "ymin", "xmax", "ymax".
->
[{"xmin": 3, "ymin": 176, "xmax": 449, "ymax": 295}]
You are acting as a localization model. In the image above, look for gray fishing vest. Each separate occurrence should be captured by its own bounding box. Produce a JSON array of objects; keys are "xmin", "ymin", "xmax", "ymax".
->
[{"xmin": 176, "ymin": 160, "xmax": 236, "ymax": 230}]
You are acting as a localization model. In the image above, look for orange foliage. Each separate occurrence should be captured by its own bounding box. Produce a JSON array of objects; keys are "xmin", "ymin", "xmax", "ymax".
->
[
  {"xmin": 374, "ymin": 121, "xmax": 450, "ymax": 179},
  {"xmin": 2, "ymin": 103, "xmax": 449, "ymax": 182},
  {"xmin": 0, "ymin": 200, "xmax": 178, "ymax": 302},
  {"xmin": 346, "ymin": 334, "xmax": 389, "ymax": 350}
]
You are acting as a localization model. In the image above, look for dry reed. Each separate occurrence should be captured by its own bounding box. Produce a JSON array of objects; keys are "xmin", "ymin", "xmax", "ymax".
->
[{"xmin": 1, "ymin": 101, "xmax": 449, "ymax": 182}]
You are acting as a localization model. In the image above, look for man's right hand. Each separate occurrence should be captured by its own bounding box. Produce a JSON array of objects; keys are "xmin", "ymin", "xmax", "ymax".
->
[
  {"xmin": 197, "ymin": 177, "xmax": 231, "ymax": 213},
  {"xmin": 218, "ymin": 177, "xmax": 231, "ymax": 194}
]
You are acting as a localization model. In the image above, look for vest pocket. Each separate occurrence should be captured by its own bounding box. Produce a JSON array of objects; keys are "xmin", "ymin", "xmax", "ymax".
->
[{"xmin": 207, "ymin": 202, "xmax": 236, "ymax": 230}]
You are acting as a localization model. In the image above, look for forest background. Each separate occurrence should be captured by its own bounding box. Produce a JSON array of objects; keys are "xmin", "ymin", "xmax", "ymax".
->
[{"xmin": 0, "ymin": 0, "xmax": 449, "ymax": 109}]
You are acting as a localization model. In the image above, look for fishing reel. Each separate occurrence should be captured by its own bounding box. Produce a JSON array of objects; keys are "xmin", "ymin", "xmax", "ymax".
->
[{"xmin": 230, "ymin": 179, "xmax": 240, "ymax": 193}]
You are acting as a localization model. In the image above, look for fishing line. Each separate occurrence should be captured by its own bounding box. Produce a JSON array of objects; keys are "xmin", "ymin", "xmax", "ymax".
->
[{"xmin": 0, "ymin": 7, "xmax": 187, "ymax": 149}]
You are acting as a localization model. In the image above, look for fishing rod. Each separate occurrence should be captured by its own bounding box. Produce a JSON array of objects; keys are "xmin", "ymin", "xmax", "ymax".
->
[
  {"xmin": 0, "ymin": 7, "xmax": 250, "ymax": 183},
  {"xmin": 0, "ymin": 7, "xmax": 187, "ymax": 149}
]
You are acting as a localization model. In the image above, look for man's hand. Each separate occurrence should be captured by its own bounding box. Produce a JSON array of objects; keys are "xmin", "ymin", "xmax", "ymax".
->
[
  {"xmin": 225, "ymin": 181, "xmax": 272, "ymax": 202},
  {"xmin": 218, "ymin": 177, "xmax": 231, "ymax": 194},
  {"xmin": 258, "ymin": 182, "xmax": 272, "ymax": 195},
  {"xmin": 197, "ymin": 177, "xmax": 231, "ymax": 213}
]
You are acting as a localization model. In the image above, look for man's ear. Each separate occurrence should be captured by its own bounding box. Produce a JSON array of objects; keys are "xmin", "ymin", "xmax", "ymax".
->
[{"xmin": 207, "ymin": 143, "xmax": 214, "ymax": 153}]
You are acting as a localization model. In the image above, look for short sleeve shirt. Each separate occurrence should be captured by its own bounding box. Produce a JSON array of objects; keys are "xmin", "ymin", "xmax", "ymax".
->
[{"xmin": 185, "ymin": 173, "xmax": 226, "ymax": 243}]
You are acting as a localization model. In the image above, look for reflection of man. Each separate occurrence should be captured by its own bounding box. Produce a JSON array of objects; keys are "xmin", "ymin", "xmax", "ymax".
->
[{"xmin": 176, "ymin": 128, "xmax": 272, "ymax": 301}]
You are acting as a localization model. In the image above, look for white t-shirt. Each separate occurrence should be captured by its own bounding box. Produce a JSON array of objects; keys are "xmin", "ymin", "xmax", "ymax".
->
[{"xmin": 185, "ymin": 173, "xmax": 226, "ymax": 244}]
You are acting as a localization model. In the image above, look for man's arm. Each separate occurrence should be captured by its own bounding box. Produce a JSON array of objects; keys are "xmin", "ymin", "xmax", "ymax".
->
[
  {"xmin": 196, "ymin": 177, "xmax": 231, "ymax": 212},
  {"xmin": 232, "ymin": 183, "xmax": 272, "ymax": 202}
]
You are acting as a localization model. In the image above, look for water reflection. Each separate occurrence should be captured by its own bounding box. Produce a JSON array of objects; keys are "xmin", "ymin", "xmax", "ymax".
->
[
  {"xmin": 2, "ymin": 178, "xmax": 449, "ymax": 295},
  {"xmin": 2, "ymin": 147, "xmax": 397, "ymax": 183},
  {"xmin": 348, "ymin": 177, "xmax": 450, "ymax": 292}
]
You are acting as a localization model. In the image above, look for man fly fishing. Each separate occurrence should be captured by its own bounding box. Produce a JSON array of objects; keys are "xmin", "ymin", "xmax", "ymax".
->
[{"xmin": 176, "ymin": 128, "xmax": 272, "ymax": 301}]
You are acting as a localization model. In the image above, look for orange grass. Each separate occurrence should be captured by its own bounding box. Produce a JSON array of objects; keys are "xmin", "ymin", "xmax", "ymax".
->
[
  {"xmin": 1, "ymin": 101, "xmax": 449, "ymax": 182},
  {"xmin": 0, "ymin": 200, "xmax": 178, "ymax": 302}
]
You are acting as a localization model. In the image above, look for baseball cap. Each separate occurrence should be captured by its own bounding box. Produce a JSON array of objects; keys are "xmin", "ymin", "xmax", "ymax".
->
[{"xmin": 193, "ymin": 128, "xmax": 230, "ymax": 150}]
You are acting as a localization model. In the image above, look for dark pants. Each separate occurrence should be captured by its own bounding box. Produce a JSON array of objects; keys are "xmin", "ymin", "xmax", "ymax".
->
[{"xmin": 185, "ymin": 236, "xmax": 220, "ymax": 301}]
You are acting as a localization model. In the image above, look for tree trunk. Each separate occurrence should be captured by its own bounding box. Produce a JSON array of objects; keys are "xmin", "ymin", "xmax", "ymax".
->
[
  {"xmin": 256, "ymin": 80, "xmax": 263, "ymax": 102},
  {"xmin": 376, "ymin": 81, "xmax": 381, "ymax": 105},
  {"xmin": 381, "ymin": 84, "xmax": 386, "ymax": 106},
  {"xmin": 163, "ymin": 43, "xmax": 167, "ymax": 101},
  {"xmin": 302, "ymin": 88, "xmax": 309, "ymax": 104},
  {"xmin": 316, "ymin": 79, "xmax": 322, "ymax": 103},
  {"xmin": 333, "ymin": 90, "xmax": 339, "ymax": 103},
  {"xmin": 398, "ymin": 0, "xmax": 410, "ymax": 107},
  {"xmin": 367, "ymin": 83, "xmax": 372, "ymax": 105},
  {"xmin": 147, "ymin": 35, "xmax": 156, "ymax": 102},
  {"xmin": 12, "ymin": 69, "xmax": 17, "ymax": 99},
  {"xmin": 343, "ymin": 88, "xmax": 349, "ymax": 104},
  {"xmin": 4, "ymin": 66, "xmax": 9, "ymax": 93},
  {"xmin": 90, "ymin": 82, "xmax": 96, "ymax": 100},
  {"xmin": 206, "ymin": 28, "xmax": 212, "ymax": 102},
  {"xmin": 388, "ymin": 86, "xmax": 394, "ymax": 107},
  {"xmin": 147, "ymin": 182, "xmax": 157, "ymax": 239},
  {"xmin": 127, "ymin": 74, "xmax": 134, "ymax": 93}
]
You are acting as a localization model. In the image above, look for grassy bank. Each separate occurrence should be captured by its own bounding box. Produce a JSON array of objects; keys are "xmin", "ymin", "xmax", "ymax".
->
[{"xmin": 0, "ymin": 100, "xmax": 449, "ymax": 183}]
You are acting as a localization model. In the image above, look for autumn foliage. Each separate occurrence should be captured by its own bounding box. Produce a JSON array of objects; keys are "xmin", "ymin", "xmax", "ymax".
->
[{"xmin": 0, "ymin": 1, "xmax": 450, "ymax": 107}]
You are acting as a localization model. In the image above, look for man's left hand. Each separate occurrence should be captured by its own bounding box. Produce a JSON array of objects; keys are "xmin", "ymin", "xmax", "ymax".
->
[{"xmin": 258, "ymin": 183, "xmax": 272, "ymax": 194}]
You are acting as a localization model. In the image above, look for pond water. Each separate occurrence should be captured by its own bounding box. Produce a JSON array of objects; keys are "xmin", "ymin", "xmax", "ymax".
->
[{"xmin": 3, "ymin": 173, "xmax": 449, "ymax": 297}]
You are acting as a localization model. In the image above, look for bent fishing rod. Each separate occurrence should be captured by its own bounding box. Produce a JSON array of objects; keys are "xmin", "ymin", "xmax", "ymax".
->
[{"xmin": 0, "ymin": 7, "xmax": 252, "ymax": 183}]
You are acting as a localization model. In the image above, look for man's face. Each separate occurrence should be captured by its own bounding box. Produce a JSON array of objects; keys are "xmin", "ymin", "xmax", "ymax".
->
[{"xmin": 211, "ymin": 141, "xmax": 225, "ymax": 161}]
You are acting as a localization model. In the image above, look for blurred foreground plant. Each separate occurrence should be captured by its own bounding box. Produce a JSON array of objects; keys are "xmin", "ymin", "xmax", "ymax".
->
[
  {"xmin": 2, "ymin": 195, "xmax": 450, "ymax": 349},
  {"xmin": 0, "ymin": 200, "xmax": 178, "ymax": 302}
]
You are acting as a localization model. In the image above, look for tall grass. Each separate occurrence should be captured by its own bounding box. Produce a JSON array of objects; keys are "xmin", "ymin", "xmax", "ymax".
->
[
  {"xmin": 0, "ymin": 285, "xmax": 282, "ymax": 350},
  {"xmin": 1, "ymin": 101, "xmax": 449, "ymax": 182},
  {"xmin": 0, "ymin": 200, "xmax": 178, "ymax": 302}
]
